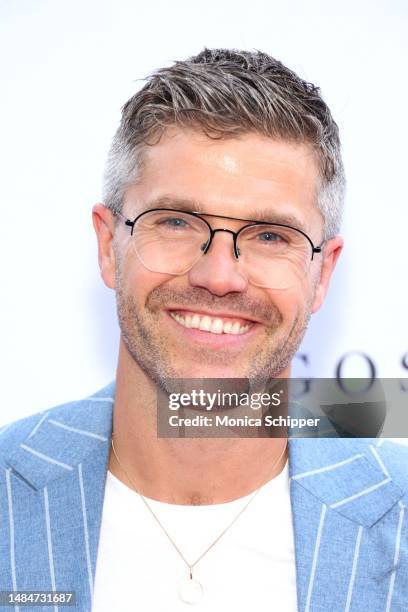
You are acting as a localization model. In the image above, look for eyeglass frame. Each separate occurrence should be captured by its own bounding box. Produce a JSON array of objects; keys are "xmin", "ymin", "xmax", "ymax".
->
[{"xmin": 113, "ymin": 207, "xmax": 325, "ymax": 262}]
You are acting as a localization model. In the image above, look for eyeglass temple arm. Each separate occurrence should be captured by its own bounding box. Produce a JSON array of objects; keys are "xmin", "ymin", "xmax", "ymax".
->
[
  {"xmin": 113, "ymin": 210, "xmax": 135, "ymax": 229},
  {"xmin": 312, "ymin": 239, "xmax": 327, "ymax": 259}
]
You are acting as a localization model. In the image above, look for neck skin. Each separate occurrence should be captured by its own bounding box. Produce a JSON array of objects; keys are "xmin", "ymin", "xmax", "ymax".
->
[{"xmin": 108, "ymin": 338, "xmax": 289, "ymax": 505}]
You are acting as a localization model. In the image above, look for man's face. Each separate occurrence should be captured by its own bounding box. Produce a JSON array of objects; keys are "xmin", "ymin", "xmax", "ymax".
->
[{"xmin": 94, "ymin": 128, "xmax": 342, "ymax": 386}]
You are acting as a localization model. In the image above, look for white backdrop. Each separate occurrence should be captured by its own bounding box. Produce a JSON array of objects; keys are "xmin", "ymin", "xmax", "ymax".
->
[{"xmin": 1, "ymin": 0, "xmax": 407, "ymax": 426}]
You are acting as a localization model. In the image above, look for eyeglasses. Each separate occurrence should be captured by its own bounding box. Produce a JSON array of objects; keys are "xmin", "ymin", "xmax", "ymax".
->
[{"xmin": 114, "ymin": 207, "xmax": 325, "ymax": 290}]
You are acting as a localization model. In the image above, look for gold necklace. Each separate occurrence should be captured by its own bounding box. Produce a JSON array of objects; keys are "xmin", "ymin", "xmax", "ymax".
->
[{"xmin": 110, "ymin": 433, "xmax": 288, "ymax": 605}]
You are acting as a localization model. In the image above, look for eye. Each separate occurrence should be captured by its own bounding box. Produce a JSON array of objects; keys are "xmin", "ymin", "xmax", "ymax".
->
[
  {"xmin": 156, "ymin": 216, "xmax": 191, "ymax": 230},
  {"xmin": 257, "ymin": 231, "xmax": 285, "ymax": 243}
]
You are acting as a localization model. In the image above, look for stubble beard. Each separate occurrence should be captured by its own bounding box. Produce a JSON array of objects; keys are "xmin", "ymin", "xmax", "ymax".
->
[{"xmin": 115, "ymin": 277, "xmax": 313, "ymax": 396}]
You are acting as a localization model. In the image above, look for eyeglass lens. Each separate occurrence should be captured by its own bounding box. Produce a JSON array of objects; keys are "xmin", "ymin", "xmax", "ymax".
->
[{"xmin": 129, "ymin": 210, "xmax": 313, "ymax": 289}]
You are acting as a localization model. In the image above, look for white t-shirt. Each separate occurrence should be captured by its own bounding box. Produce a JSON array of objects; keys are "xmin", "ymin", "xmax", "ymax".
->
[{"xmin": 92, "ymin": 460, "xmax": 298, "ymax": 611}]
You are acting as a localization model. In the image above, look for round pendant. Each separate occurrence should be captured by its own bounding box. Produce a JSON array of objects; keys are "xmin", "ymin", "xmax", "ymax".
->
[{"xmin": 178, "ymin": 577, "xmax": 204, "ymax": 605}]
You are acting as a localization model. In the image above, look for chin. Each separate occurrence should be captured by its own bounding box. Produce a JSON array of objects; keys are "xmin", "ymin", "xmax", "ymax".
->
[{"xmin": 173, "ymin": 365, "xmax": 247, "ymax": 380}]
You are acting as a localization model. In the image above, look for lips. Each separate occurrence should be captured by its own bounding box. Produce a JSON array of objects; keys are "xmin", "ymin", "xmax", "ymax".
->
[{"xmin": 168, "ymin": 309, "xmax": 255, "ymax": 335}]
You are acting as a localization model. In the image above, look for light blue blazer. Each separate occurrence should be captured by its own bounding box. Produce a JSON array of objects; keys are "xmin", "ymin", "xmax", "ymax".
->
[{"xmin": 0, "ymin": 382, "xmax": 407, "ymax": 611}]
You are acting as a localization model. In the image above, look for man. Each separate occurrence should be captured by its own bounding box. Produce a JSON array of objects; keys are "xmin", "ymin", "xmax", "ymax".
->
[{"xmin": 0, "ymin": 48, "xmax": 407, "ymax": 611}]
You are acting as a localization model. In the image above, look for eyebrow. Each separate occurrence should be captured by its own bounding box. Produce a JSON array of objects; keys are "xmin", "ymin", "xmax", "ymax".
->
[{"xmin": 136, "ymin": 196, "xmax": 308, "ymax": 231}]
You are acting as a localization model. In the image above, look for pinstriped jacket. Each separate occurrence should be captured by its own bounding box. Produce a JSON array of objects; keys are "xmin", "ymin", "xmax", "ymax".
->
[{"xmin": 0, "ymin": 382, "xmax": 407, "ymax": 612}]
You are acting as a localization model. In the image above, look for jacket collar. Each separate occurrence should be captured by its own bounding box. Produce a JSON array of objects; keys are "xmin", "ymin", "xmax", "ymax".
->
[{"xmin": 6, "ymin": 381, "xmax": 404, "ymax": 526}]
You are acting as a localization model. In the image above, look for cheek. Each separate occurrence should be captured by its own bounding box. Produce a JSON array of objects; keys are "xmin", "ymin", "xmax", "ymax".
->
[
  {"xmin": 118, "ymin": 254, "xmax": 173, "ymax": 305},
  {"xmin": 266, "ymin": 282, "xmax": 312, "ymax": 322}
]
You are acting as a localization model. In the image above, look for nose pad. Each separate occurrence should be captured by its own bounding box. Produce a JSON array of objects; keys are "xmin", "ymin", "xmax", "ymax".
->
[
  {"xmin": 200, "ymin": 241, "xmax": 240, "ymax": 258},
  {"xmin": 201, "ymin": 229, "xmax": 241, "ymax": 259},
  {"xmin": 190, "ymin": 231, "xmax": 248, "ymax": 294}
]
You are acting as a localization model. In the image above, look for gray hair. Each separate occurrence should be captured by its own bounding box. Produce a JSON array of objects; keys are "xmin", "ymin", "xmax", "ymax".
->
[{"xmin": 103, "ymin": 48, "xmax": 345, "ymax": 239}]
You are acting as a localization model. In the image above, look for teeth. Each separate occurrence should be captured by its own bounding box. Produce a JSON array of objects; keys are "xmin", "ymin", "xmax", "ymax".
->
[
  {"xmin": 170, "ymin": 312, "xmax": 252, "ymax": 335},
  {"xmin": 231, "ymin": 322, "xmax": 242, "ymax": 334},
  {"xmin": 191, "ymin": 314, "xmax": 200, "ymax": 329},
  {"xmin": 222, "ymin": 321, "xmax": 232, "ymax": 334},
  {"xmin": 199, "ymin": 316, "xmax": 212, "ymax": 332},
  {"xmin": 211, "ymin": 318, "xmax": 224, "ymax": 334}
]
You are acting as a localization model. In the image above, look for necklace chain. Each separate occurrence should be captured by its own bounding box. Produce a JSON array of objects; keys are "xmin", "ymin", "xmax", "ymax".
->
[{"xmin": 110, "ymin": 434, "xmax": 288, "ymax": 578}]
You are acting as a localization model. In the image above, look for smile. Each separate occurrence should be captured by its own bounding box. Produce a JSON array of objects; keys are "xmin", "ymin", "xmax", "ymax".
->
[{"xmin": 168, "ymin": 310, "xmax": 253, "ymax": 335}]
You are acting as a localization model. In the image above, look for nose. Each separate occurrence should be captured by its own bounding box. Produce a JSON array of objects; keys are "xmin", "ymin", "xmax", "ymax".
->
[{"xmin": 188, "ymin": 230, "xmax": 249, "ymax": 296}]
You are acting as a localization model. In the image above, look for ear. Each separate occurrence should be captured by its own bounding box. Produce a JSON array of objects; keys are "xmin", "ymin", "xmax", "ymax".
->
[
  {"xmin": 92, "ymin": 204, "xmax": 117, "ymax": 289},
  {"xmin": 311, "ymin": 236, "xmax": 343, "ymax": 313}
]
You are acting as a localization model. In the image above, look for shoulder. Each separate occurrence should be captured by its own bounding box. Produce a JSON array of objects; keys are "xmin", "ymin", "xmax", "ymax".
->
[{"xmin": 0, "ymin": 382, "xmax": 115, "ymax": 467}]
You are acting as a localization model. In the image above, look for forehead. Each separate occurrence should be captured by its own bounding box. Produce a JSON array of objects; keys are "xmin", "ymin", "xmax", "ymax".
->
[{"xmin": 124, "ymin": 128, "xmax": 323, "ymax": 233}]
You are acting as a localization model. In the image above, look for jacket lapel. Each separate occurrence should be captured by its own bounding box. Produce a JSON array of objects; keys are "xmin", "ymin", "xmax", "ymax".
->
[{"xmin": 289, "ymin": 437, "xmax": 406, "ymax": 611}]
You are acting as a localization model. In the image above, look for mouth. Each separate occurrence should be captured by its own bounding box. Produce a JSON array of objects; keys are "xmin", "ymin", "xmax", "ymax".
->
[{"xmin": 167, "ymin": 308, "xmax": 257, "ymax": 336}]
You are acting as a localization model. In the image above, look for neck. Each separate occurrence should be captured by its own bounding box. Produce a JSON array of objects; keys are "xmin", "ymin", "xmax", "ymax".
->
[{"xmin": 109, "ymin": 340, "xmax": 289, "ymax": 505}]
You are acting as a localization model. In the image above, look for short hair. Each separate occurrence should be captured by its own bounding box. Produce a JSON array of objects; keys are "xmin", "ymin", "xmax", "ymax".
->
[{"xmin": 103, "ymin": 48, "xmax": 345, "ymax": 239}]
